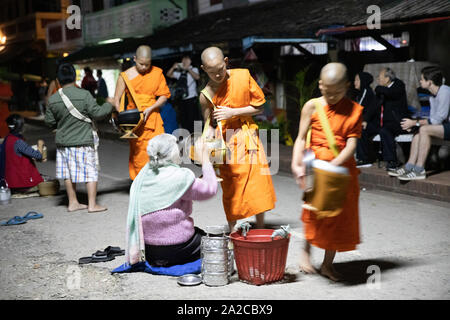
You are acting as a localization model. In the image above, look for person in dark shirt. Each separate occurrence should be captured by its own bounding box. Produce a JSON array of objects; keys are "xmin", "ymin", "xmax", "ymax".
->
[
  {"xmin": 96, "ymin": 69, "xmax": 109, "ymax": 99},
  {"xmin": 81, "ymin": 67, "xmax": 98, "ymax": 97},
  {"xmin": 356, "ymin": 68, "xmax": 409, "ymax": 171},
  {"xmin": 355, "ymin": 72, "xmax": 378, "ymax": 167}
]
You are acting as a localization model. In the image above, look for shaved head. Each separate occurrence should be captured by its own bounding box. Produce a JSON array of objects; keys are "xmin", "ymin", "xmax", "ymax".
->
[
  {"xmin": 136, "ymin": 45, "xmax": 151, "ymax": 59},
  {"xmin": 201, "ymin": 47, "xmax": 224, "ymax": 67},
  {"xmin": 320, "ymin": 62, "xmax": 348, "ymax": 85},
  {"xmin": 319, "ymin": 62, "xmax": 350, "ymax": 105},
  {"xmin": 201, "ymin": 47, "xmax": 228, "ymax": 84},
  {"xmin": 134, "ymin": 45, "xmax": 152, "ymax": 74}
]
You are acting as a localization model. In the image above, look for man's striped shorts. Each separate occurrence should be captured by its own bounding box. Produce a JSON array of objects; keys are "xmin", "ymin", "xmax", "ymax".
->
[{"xmin": 56, "ymin": 146, "xmax": 98, "ymax": 183}]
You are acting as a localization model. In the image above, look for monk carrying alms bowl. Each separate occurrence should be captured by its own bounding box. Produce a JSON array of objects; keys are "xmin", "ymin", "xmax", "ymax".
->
[{"xmin": 117, "ymin": 108, "xmax": 144, "ymax": 139}]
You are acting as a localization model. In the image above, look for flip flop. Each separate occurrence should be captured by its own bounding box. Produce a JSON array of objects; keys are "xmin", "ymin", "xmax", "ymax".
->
[
  {"xmin": 102, "ymin": 246, "xmax": 125, "ymax": 257},
  {"xmin": 22, "ymin": 211, "xmax": 44, "ymax": 221},
  {"xmin": 78, "ymin": 251, "xmax": 115, "ymax": 264},
  {"xmin": 1, "ymin": 216, "xmax": 27, "ymax": 226}
]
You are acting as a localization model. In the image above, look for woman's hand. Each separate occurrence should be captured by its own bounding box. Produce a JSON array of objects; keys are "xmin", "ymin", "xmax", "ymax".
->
[
  {"xmin": 194, "ymin": 138, "xmax": 211, "ymax": 165},
  {"xmin": 400, "ymin": 118, "xmax": 415, "ymax": 131},
  {"xmin": 213, "ymin": 106, "xmax": 235, "ymax": 121},
  {"xmin": 291, "ymin": 163, "xmax": 306, "ymax": 189}
]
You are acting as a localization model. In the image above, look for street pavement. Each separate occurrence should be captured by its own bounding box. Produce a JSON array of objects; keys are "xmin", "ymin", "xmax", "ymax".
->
[{"xmin": 0, "ymin": 122, "xmax": 449, "ymax": 301}]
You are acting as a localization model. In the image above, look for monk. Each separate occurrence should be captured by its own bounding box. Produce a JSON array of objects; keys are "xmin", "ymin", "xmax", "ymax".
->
[
  {"xmin": 291, "ymin": 62, "xmax": 363, "ymax": 282},
  {"xmin": 0, "ymin": 80, "xmax": 13, "ymax": 138},
  {"xmin": 113, "ymin": 45, "xmax": 171, "ymax": 180},
  {"xmin": 200, "ymin": 47, "xmax": 276, "ymax": 231}
]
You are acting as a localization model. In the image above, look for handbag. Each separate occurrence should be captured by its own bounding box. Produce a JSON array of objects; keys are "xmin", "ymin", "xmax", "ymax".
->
[
  {"xmin": 302, "ymin": 98, "xmax": 351, "ymax": 219},
  {"xmin": 58, "ymin": 88, "xmax": 100, "ymax": 169}
]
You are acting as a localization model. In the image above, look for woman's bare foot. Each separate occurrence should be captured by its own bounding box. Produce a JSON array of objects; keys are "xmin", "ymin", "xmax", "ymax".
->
[
  {"xmin": 67, "ymin": 203, "xmax": 88, "ymax": 212},
  {"xmin": 299, "ymin": 249, "xmax": 316, "ymax": 274},
  {"xmin": 88, "ymin": 205, "xmax": 107, "ymax": 213},
  {"xmin": 320, "ymin": 264, "xmax": 342, "ymax": 282}
]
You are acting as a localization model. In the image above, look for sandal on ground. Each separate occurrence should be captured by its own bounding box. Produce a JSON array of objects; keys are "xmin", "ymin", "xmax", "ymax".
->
[
  {"xmin": 102, "ymin": 246, "xmax": 125, "ymax": 257},
  {"xmin": 22, "ymin": 211, "xmax": 44, "ymax": 221},
  {"xmin": 78, "ymin": 251, "xmax": 116, "ymax": 264},
  {"xmin": 1, "ymin": 216, "xmax": 27, "ymax": 226}
]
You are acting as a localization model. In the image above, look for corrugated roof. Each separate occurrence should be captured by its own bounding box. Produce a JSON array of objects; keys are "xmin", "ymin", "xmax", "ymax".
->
[
  {"xmin": 66, "ymin": 0, "xmax": 449, "ymax": 62},
  {"xmin": 352, "ymin": 0, "xmax": 450, "ymax": 25}
]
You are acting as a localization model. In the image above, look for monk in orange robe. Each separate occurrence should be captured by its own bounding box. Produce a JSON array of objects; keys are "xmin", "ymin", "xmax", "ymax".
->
[
  {"xmin": 0, "ymin": 80, "xmax": 13, "ymax": 138},
  {"xmin": 113, "ymin": 45, "xmax": 171, "ymax": 180},
  {"xmin": 291, "ymin": 62, "xmax": 363, "ymax": 282},
  {"xmin": 200, "ymin": 47, "xmax": 276, "ymax": 231}
]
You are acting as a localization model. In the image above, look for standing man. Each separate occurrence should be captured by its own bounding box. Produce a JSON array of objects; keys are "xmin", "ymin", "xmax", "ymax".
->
[
  {"xmin": 291, "ymin": 63, "xmax": 363, "ymax": 281},
  {"xmin": 113, "ymin": 45, "xmax": 171, "ymax": 180},
  {"xmin": 81, "ymin": 67, "xmax": 98, "ymax": 97},
  {"xmin": 166, "ymin": 54, "xmax": 200, "ymax": 133},
  {"xmin": 96, "ymin": 69, "xmax": 109, "ymax": 100},
  {"xmin": 199, "ymin": 47, "xmax": 276, "ymax": 231},
  {"xmin": 45, "ymin": 63, "xmax": 114, "ymax": 213}
]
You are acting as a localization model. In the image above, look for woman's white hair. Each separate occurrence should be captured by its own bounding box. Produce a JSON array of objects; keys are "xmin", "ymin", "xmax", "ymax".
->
[{"xmin": 147, "ymin": 133, "xmax": 181, "ymax": 169}]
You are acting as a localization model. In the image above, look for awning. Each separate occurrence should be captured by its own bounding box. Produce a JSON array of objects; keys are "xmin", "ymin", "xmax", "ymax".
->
[
  {"xmin": 242, "ymin": 37, "xmax": 320, "ymax": 51},
  {"xmin": 316, "ymin": 16, "xmax": 450, "ymax": 37}
]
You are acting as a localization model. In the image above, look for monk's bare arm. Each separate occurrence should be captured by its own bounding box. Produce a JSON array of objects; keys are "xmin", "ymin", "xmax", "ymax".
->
[
  {"xmin": 330, "ymin": 137, "xmax": 358, "ymax": 166},
  {"xmin": 199, "ymin": 93, "xmax": 215, "ymax": 137},
  {"xmin": 291, "ymin": 100, "xmax": 315, "ymax": 184},
  {"xmin": 113, "ymin": 76, "xmax": 126, "ymax": 112},
  {"xmin": 213, "ymin": 105, "xmax": 261, "ymax": 121}
]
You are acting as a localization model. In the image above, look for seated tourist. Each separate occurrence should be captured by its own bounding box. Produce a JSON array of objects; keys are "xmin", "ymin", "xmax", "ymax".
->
[
  {"xmin": 126, "ymin": 133, "xmax": 218, "ymax": 267},
  {"xmin": 0, "ymin": 114, "xmax": 45, "ymax": 193},
  {"xmin": 391, "ymin": 66, "xmax": 450, "ymax": 180},
  {"xmin": 354, "ymin": 71, "xmax": 378, "ymax": 167}
]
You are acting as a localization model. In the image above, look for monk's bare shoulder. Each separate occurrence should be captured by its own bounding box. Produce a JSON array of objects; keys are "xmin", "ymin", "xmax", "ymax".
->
[
  {"xmin": 199, "ymin": 84, "xmax": 214, "ymax": 107},
  {"xmin": 301, "ymin": 99, "xmax": 317, "ymax": 117},
  {"xmin": 124, "ymin": 66, "xmax": 138, "ymax": 80}
]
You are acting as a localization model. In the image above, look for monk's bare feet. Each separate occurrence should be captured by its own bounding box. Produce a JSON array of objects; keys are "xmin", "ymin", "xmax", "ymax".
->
[
  {"xmin": 68, "ymin": 203, "xmax": 88, "ymax": 212},
  {"xmin": 320, "ymin": 264, "xmax": 342, "ymax": 282},
  {"xmin": 88, "ymin": 205, "xmax": 107, "ymax": 213},
  {"xmin": 299, "ymin": 250, "xmax": 316, "ymax": 274}
]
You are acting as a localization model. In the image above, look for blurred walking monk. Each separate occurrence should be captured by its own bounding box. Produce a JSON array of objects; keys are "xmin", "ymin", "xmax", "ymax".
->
[
  {"xmin": 113, "ymin": 45, "xmax": 171, "ymax": 180},
  {"xmin": 291, "ymin": 62, "xmax": 363, "ymax": 282},
  {"xmin": 199, "ymin": 46, "xmax": 276, "ymax": 231}
]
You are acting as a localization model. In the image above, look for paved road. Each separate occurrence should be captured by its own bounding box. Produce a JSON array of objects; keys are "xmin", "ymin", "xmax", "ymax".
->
[{"xmin": 0, "ymin": 123, "xmax": 449, "ymax": 301}]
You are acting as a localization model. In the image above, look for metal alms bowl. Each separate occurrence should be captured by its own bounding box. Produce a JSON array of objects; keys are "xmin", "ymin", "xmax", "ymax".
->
[
  {"xmin": 117, "ymin": 109, "xmax": 142, "ymax": 125},
  {"xmin": 177, "ymin": 274, "xmax": 202, "ymax": 286}
]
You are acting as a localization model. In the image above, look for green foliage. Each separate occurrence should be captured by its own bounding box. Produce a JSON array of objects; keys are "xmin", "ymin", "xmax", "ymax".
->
[{"xmin": 285, "ymin": 65, "xmax": 319, "ymax": 111}]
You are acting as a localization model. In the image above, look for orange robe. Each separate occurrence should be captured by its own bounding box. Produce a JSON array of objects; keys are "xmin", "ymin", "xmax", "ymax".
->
[
  {"xmin": 120, "ymin": 66, "xmax": 171, "ymax": 180},
  {"xmin": 302, "ymin": 97, "xmax": 363, "ymax": 252},
  {"xmin": 211, "ymin": 69, "xmax": 276, "ymax": 222},
  {"xmin": 0, "ymin": 82, "xmax": 13, "ymax": 138}
]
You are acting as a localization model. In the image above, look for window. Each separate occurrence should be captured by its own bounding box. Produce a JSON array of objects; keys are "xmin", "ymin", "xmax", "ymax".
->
[{"xmin": 345, "ymin": 32, "xmax": 410, "ymax": 52}]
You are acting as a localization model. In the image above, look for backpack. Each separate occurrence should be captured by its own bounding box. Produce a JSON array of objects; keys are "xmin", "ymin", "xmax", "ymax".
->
[{"xmin": 173, "ymin": 71, "xmax": 188, "ymax": 100}]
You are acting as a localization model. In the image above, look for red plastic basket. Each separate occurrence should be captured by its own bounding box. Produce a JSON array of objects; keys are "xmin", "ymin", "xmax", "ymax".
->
[{"xmin": 230, "ymin": 229, "xmax": 290, "ymax": 285}]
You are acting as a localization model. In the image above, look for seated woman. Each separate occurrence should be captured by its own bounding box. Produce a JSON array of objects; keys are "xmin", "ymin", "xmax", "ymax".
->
[
  {"xmin": 0, "ymin": 114, "xmax": 45, "ymax": 193},
  {"xmin": 126, "ymin": 133, "xmax": 217, "ymax": 267}
]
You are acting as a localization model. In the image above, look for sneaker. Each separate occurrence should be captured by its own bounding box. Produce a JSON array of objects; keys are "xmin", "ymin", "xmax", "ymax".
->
[
  {"xmin": 386, "ymin": 161, "xmax": 401, "ymax": 173},
  {"xmin": 356, "ymin": 160, "xmax": 373, "ymax": 168},
  {"xmin": 388, "ymin": 166, "xmax": 409, "ymax": 177},
  {"xmin": 397, "ymin": 170, "xmax": 426, "ymax": 181}
]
